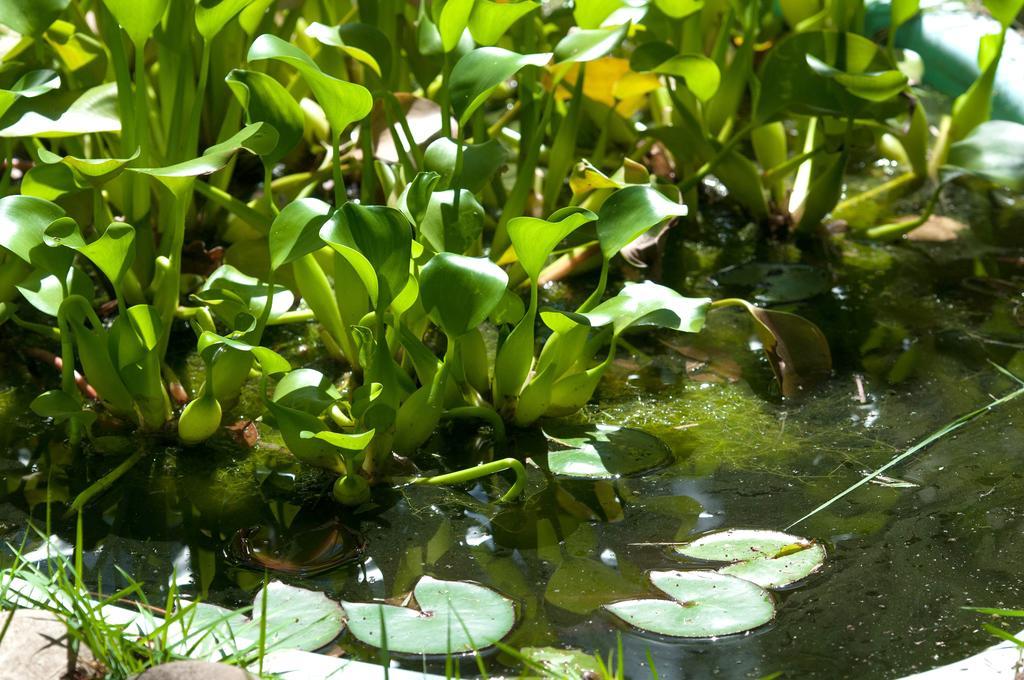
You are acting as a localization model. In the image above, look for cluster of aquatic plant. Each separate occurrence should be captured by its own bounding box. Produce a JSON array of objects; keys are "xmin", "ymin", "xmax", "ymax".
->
[{"xmin": 0, "ymin": 0, "xmax": 1023, "ymax": 518}]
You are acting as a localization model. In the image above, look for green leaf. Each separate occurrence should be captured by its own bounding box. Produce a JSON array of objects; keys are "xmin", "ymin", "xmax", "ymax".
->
[
  {"xmin": 247, "ymin": 34, "xmax": 373, "ymax": 135},
  {"xmin": 272, "ymin": 368, "xmax": 341, "ymax": 414},
  {"xmin": 0, "ymin": 0, "xmax": 70, "ymax": 36},
  {"xmin": 555, "ymin": 281, "xmax": 710, "ymax": 338},
  {"xmin": 654, "ymin": 0, "xmax": 704, "ymax": 19},
  {"xmin": 0, "ymin": 70, "xmax": 60, "ymax": 120},
  {"xmin": 675, "ymin": 529, "xmax": 827, "ymax": 589},
  {"xmin": 439, "ymin": 0, "xmax": 475, "ymax": 52},
  {"xmin": 508, "ymin": 208, "xmax": 597, "ymax": 282},
  {"xmin": 423, "ymin": 137, "xmax": 509, "ymax": 193},
  {"xmin": 890, "ymin": 0, "xmax": 919, "ymax": 31},
  {"xmin": 419, "ymin": 252, "xmax": 508, "ymax": 337},
  {"xmin": 449, "ymin": 47, "xmax": 551, "ymax": 125},
  {"xmin": 183, "ymin": 581, "xmax": 345, "ymax": 654},
  {"xmin": 198, "ymin": 264, "xmax": 295, "ymax": 325},
  {"xmin": 30, "ymin": 389, "xmax": 95, "ymax": 428},
  {"xmin": 605, "ymin": 570, "xmax": 775, "ymax": 637},
  {"xmin": 0, "ymin": 195, "xmax": 71, "ymax": 275},
  {"xmin": 943, "ymin": 120, "xmax": 1024, "ymax": 192},
  {"xmin": 553, "ymin": 23, "xmax": 629, "ymax": 64},
  {"xmin": 226, "ymin": 69, "xmax": 304, "ymax": 166},
  {"xmin": 195, "ymin": 0, "xmax": 253, "ymax": 41},
  {"xmin": 307, "ymin": 428, "xmax": 375, "ymax": 451},
  {"xmin": 267, "ymin": 197, "xmax": 332, "ymax": 270},
  {"xmin": 0, "ymin": 83, "xmax": 121, "ymax": 138},
  {"xmin": 984, "ymin": 0, "xmax": 1024, "ymax": 27},
  {"xmin": 805, "ymin": 55, "xmax": 907, "ymax": 102},
  {"xmin": 418, "ymin": 188, "xmax": 485, "ymax": 254},
  {"xmin": 305, "ymin": 22, "xmax": 392, "ymax": 80},
  {"xmin": 17, "ymin": 267, "xmax": 92, "ymax": 316},
  {"xmin": 77, "ymin": 223, "xmax": 136, "ymax": 286},
  {"xmin": 319, "ymin": 203, "xmax": 412, "ymax": 310},
  {"xmin": 542, "ymin": 423, "xmax": 671, "ymax": 479},
  {"xmin": 343, "ymin": 576, "xmax": 515, "ymax": 654},
  {"xmin": 519, "ymin": 648, "xmax": 603, "ymax": 678},
  {"xmin": 468, "ymin": 0, "xmax": 539, "ymax": 46},
  {"xmin": 630, "ymin": 43, "xmax": 720, "ymax": 101},
  {"xmin": 133, "ymin": 123, "xmax": 277, "ymax": 196},
  {"xmin": 102, "ymin": 0, "xmax": 168, "ymax": 46},
  {"xmin": 573, "ymin": 0, "xmax": 626, "ymax": 28},
  {"xmin": 36, "ymin": 147, "xmax": 138, "ymax": 187},
  {"xmin": 596, "ymin": 185, "xmax": 687, "ymax": 260}
]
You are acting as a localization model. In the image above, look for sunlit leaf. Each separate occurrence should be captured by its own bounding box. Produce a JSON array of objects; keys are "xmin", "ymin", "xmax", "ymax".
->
[
  {"xmin": 449, "ymin": 47, "xmax": 551, "ymax": 125},
  {"xmin": 0, "ymin": 83, "xmax": 121, "ymax": 138},
  {"xmin": 596, "ymin": 185, "xmax": 687, "ymax": 260},
  {"xmin": 554, "ymin": 23, "xmax": 629, "ymax": 64},
  {"xmin": 468, "ymin": 0, "xmax": 539, "ymax": 46},
  {"xmin": 102, "ymin": 0, "xmax": 168, "ymax": 46},
  {"xmin": 267, "ymin": 197, "xmax": 332, "ymax": 270},
  {"xmin": 675, "ymin": 529, "xmax": 827, "ymax": 589},
  {"xmin": 419, "ymin": 252, "xmax": 508, "ymax": 337},
  {"xmin": 226, "ymin": 69, "xmax": 304, "ymax": 166}
]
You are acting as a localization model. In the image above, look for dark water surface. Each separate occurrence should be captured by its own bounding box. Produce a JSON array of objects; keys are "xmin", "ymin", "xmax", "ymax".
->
[{"xmin": 2, "ymin": 184, "xmax": 1024, "ymax": 678}]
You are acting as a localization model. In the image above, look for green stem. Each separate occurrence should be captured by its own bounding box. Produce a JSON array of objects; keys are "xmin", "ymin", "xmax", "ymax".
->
[
  {"xmin": 332, "ymin": 133, "xmax": 345, "ymax": 207},
  {"xmin": 443, "ymin": 406, "xmax": 507, "ymax": 446},
  {"xmin": 414, "ymin": 457, "xmax": 526, "ymax": 503},
  {"xmin": 65, "ymin": 449, "xmax": 145, "ymax": 517},
  {"xmin": 56, "ymin": 303, "xmax": 80, "ymax": 446},
  {"xmin": 193, "ymin": 180, "xmax": 273, "ymax": 232},
  {"xmin": 863, "ymin": 185, "xmax": 941, "ymax": 240}
]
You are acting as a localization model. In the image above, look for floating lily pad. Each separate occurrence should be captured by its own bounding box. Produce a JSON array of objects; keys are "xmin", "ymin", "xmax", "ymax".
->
[
  {"xmin": 542, "ymin": 423, "xmax": 671, "ymax": 479},
  {"xmin": 605, "ymin": 570, "xmax": 775, "ymax": 638},
  {"xmin": 178, "ymin": 581, "xmax": 345, "ymax": 656},
  {"xmin": 342, "ymin": 576, "xmax": 515, "ymax": 655},
  {"xmin": 674, "ymin": 529, "xmax": 826, "ymax": 589},
  {"xmin": 520, "ymin": 647, "xmax": 603, "ymax": 677}
]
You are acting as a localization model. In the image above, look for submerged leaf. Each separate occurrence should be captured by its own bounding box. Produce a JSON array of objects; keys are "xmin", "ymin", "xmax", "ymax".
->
[{"xmin": 543, "ymin": 423, "xmax": 671, "ymax": 479}]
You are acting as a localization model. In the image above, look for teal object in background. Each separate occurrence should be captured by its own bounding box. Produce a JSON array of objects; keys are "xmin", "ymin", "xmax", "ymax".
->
[{"xmin": 864, "ymin": 0, "xmax": 1024, "ymax": 123}]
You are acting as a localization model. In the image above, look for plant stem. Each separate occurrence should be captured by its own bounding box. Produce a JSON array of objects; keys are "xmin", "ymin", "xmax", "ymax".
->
[
  {"xmin": 414, "ymin": 457, "xmax": 526, "ymax": 503},
  {"xmin": 66, "ymin": 449, "xmax": 145, "ymax": 517},
  {"xmin": 443, "ymin": 406, "xmax": 507, "ymax": 446}
]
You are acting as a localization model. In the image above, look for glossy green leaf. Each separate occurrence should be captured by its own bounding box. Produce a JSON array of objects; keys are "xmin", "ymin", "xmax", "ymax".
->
[
  {"xmin": 419, "ymin": 252, "xmax": 508, "ymax": 337},
  {"xmin": 596, "ymin": 185, "xmax": 687, "ymax": 260},
  {"xmin": 468, "ymin": 0, "xmax": 539, "ymax": 46},
  {"xmin": 272, "ymin": 368, "xmax": 341, "ymax": 414},
  {"xmin": 552, "ymin": 281, "xmax": 709, "ymax": 338},
  {"xmin": 343, "ymin": 576, "xmax": 515, "ymax": 654},
  {"xmin": 418, "ymin": 188, "xmax": 485, "ymax": 254},
  {"xmin": 133, "ymin": 123, "xmax": 276, "ymax": 195},
  {"xmin": 543, "ymin": 423, "xmax": 671, "ymax": 479},
  {"xmin": 305, "ymin": 22, "xmax": 392, "ymax": 79},
  {"xmin": 195, "ymin": 0, "xmax": 253, "ymax": 41},
  {"xmin": 226, "ymin": 69, "xmax": 304, "ymax": 166},
  {"xmin": 17, "ymin": 267, "xmax": 92, "ymax": 316},
  {"xmin": 943, "ymin": 120, "xmax": 1024, "ymax": 191},
  {"xmin": 0, "ymin": 83, "xmax": 121, "ymax": 138},
  {"xmin": 30, "ymin": 389, "xmax": 95, "ymax": 428},
  {"xmin": 805, "ymin": 55, "xmax": 907, "ymax": 102},
  {"xmin": 449, "ymin": 47, "xmax": 552, "ymax": 125},
  {"xmin": 36, "ymin": 147, "xmax": 138, "ymax": 187},
  {"xmin": 248, "ymin": 34, "xmax": 373, "ymax": 135},
  {"xmin": 0, "ymin": 70, "xmax": 60, "ymax": 119},
  {"xmin": 0, "ymin": 0, "xmax": 70, "ymax": 35},
  {"xmin": 102, "ymin": 0, "xmax": 168, "ymax": 46},
  {"xmin": 319, "ymin": 203, "xmax": 411, "ymax": 310},
  {"xmin": 267, "ymin": 197, "xmax": 331, "ymax": 270},
  {"xmin": 439, "ymin": 0, "xmax": 474, "ymax": 52},
  {"xmin": 675, "ymin": 529, "xmax": 827, "ymax": 589},
  {"xmin": 891, "ymin": 0, "xmax": 919, "ymax": 31},
  {"xmin": 605, "ymin": 570, "xmax": 775, "ymax": 637},
  {"xmin": 554, "ymin": 23, "xmax": 629, "ymax": 64},
  {"xmin": 78, "ymin": 223, "xmax": 135, "ymax": 286},
  {"xmin": 0, "ymin": 195, "xmax": 71, "ymax": 275},
  {"xmin": 573, "ymin": 0, "xmax": 626, "ymax": 28},
  {"xmin": 654, "ymin": 0, "xmax": 703, "ymax": 19},
  {"xmin": 630, "ymin": 43, "xmax": 720, "ymax": 101},
  {"xmin": 198, "ymin": 264, "xmax": 295, "ymax": 325},
  {"xmin": 423, "ymin": 137, "xmax": 509, "ymax": 193},
  {"xmin": 508, "ymin": 208, "xmax": 597, "ymax": 282}
]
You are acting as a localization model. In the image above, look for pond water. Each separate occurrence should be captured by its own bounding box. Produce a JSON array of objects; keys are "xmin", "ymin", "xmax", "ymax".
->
[{"xmin": 1, "ymin": 180, "xmax": 1024, "ymax": 678}]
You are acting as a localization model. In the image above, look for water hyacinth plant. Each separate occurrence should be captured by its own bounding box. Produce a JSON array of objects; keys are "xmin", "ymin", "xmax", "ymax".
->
[{"xmin": 0, "ymin": 0, "xmax": 1021, "ymax": 518}]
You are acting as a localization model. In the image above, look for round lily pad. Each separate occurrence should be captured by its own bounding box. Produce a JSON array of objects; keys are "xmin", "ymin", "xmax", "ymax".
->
[
  {"xmin": 342, "ymin": 576, "xmax": 515, "ymax": 655},
  {"xmin": 542, "ymin": 423, "xmax": 671, "ymax": 479},
  {"xmin": 674, "ymin": 529, "xmax": 826, "ymax": 589},
  {"xmin": 604, "ymin": 570, "xmax": 775, "ymax": 638}
]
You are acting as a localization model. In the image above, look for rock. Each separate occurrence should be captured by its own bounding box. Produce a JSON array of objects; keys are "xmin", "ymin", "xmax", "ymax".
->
[
  {"xmin": 0, "ymin": 609, "xmax": 97, "ymax": 680},
  {"xmin": 137, "ymin": 661, "xmax": 254, "ymax": 680}
]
